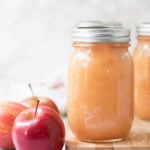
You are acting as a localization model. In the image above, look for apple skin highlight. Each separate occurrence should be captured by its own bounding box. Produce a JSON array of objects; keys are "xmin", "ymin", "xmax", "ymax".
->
[{"xmin": 12, "ymin": 106, "xmax": 65, "ymax": 150}]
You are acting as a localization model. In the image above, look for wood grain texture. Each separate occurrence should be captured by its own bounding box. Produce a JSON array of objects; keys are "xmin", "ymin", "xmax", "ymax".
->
[{"xmin": 65, "ymin": 116, "xmax": 150, "ymax": 150}]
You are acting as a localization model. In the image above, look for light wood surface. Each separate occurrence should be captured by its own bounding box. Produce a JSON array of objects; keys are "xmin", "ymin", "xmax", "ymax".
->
[{"xmin": 65, "ymin": 116, "xmax": 150, "ymax": 150}]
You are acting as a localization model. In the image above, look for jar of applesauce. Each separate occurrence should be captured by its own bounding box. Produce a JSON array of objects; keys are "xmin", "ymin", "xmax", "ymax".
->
[
  {"xmin": 133, "ymin": 23, "xmax": 150, "ymax": 120},
  {"xmin": 67, "ymin": 21, "xmax": 134, "ymax": 142}
]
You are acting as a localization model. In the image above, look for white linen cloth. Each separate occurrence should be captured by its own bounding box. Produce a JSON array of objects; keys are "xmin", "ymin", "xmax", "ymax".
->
[{"xmin": 0, "ymin": 67, "xmax": 67, "ymax": 115}]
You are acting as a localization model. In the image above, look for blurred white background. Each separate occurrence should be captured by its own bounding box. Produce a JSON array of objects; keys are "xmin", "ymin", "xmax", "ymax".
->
[{"xmin": 0, "ymin": 0, "xmax": 150, "ymax": 84}]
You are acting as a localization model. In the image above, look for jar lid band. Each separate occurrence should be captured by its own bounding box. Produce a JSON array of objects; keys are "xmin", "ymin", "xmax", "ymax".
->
[
  {"xmin": 137, "ymin": 23, "xmax": 150, "ymax": 36},
  {"xmin": 72, "ymin": 21, "xmax": 130, "ymax": 43}
]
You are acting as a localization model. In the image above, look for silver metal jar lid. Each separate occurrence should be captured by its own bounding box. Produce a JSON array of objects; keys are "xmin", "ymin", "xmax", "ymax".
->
[
  {"xmin": 72, "ymin": 21, "xmax": 130, "ymax": 43},
  {"xmin": 137, "ymin": 23, "xmax": 150, "ymax": 36}
]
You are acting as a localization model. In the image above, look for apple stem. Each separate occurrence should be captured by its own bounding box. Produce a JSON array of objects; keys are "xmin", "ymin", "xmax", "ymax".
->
[
  {"xmin": 28, "ymin": 83, "xmax": 35, "ymax": 97},
  {"xmin": 34, "ymin": 99, "xmax": 40, "ymax": 118},
  {"xmin": 28, "ymin": 84, "xmax": 40, "ymax": 118}
]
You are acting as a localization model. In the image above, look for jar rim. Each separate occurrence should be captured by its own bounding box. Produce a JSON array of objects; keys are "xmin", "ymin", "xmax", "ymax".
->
[{"xmin": 73, "ymin": 42, "xmax": 130, "ymax": 48}]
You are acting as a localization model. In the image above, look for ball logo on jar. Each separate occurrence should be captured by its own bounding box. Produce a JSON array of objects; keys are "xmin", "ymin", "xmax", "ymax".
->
[{"xmin": 79, "ymin": 106, "xmax": 101, "ymax": 121}]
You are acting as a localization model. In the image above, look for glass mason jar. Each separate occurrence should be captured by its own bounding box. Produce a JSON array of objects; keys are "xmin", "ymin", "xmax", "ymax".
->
[
  {"xmin": 67, "ymin": 21, "xmax": 134, "ymax": 142},
  {"xmin": 133, "ymin": 23, "xmax": 150, "ymax": 120}
]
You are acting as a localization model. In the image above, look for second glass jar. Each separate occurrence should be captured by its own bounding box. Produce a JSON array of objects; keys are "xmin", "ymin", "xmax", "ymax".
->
[{"xmin": 133, "ymin": 23, "xmax": 150, "ymax": 120}]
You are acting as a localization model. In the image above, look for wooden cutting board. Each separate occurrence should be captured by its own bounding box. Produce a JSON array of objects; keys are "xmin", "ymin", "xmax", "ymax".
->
[{"xmin": 65, "ymin": 116, "xmax": 150, "ymax": 150}]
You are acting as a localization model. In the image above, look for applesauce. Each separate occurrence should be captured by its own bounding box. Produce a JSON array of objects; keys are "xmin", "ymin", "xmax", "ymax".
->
[
  {"xmin": 67, "ymin": 21, "xmax": 133, "ymax": 142},
  {"xmin": 133, "ymin": 23, "xmax": 150, "ymax": 120}
]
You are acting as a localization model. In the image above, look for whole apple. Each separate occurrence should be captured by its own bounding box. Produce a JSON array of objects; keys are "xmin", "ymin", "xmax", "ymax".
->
[
  {"xmin": 12, "ymin": 106, "xmax": 65, "ymax": 150},
  {"xmin": 0, "ymin": 101, "xmax": 27, "ymax": 149},
  {"xmin": 21, "ymin": 96, "xmax": 60, "ymax": 114}
]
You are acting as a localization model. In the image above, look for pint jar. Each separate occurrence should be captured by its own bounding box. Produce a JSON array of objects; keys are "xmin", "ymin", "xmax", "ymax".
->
[{"xmin": 67, "ymin": 21, "xmax": 134, "ymax": 142}]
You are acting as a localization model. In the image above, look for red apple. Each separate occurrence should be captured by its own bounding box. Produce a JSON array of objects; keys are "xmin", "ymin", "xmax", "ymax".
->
[
  {"xmin": 0, "ymin": 101, "xmax": 27, "ymax": 149},
  {"xmin": 12, "ymin": 106, "xmax": 65, "ymax": 150},
  {"xmin": 21, "ymin": 96, "xmax": 60, "ymax": 114}
]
